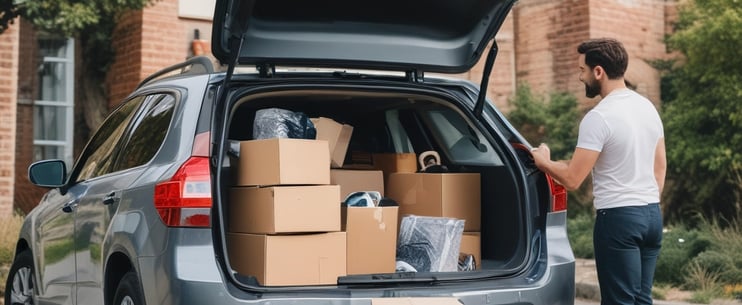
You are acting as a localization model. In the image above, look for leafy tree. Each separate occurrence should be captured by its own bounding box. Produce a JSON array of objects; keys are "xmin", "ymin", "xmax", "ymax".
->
[
  {"xmin": 1, "ymin": 0, "xmax": 157, "ymax": 135},
  {"xmin": 507, "ymin": 83, "xmax": 580, "ymax": 160},
  {"xmin": 658, "ymin": 0, "xmax": 742, "ymax": 226},
  {"xmin": 506, "ymin": 84, "xmax": 594, "ymax": 215}
]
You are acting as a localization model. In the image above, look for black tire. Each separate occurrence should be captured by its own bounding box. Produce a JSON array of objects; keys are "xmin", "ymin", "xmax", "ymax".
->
[
  {"xmin": 112, "ymin": 271, "xmax": 146, "ymax": 305},
  {"xmin": 4, "ymin": 250, "xmax": 36, "ymax": 305}
]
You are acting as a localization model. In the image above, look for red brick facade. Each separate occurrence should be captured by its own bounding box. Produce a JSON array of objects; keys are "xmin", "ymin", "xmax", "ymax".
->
[
  {"xmin": 108, "ymin": 0, "xmax": 213, "ymax": 105},
  {"xmin": 511, "ymin": 0, "xmax": 671, "ymax": 108},
  {"xmin": 0, "ymin": 20, "xmax": 18, "ymax": 216},
  {"xmin": 13, "ymin": 20, "xmax": 46, "ymax": 214},
  {"xmin": 0, "ymin": 0, "xmax": 677, "ymax": 216}
]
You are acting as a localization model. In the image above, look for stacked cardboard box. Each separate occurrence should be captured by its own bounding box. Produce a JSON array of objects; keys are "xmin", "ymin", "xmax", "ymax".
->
[
  {"xmin": 332, "ymin": 169, "xmax": 398, "ymax": 274},
  {"xmin": 312, "ymin": 117, "xmax": 353, "ymax": 168},
  {"xmin": 229, "ymin": 138, "xmax": 347, "ymax": 286},
  {"xmin": 228, "ymin": 116, "xmax": 482, "ymax": 282}
]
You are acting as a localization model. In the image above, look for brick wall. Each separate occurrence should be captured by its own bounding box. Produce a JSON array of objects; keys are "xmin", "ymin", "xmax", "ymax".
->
[
  {"xmin": 14, "ymin": 20, "xmax": 47, "ymax": 214},
  {"xmin": 108, "ymin": 0, "xmax": 213, "ymax": 107},
  {"xmin": 589, "ymin": 0, "xmax": 669, "ymax": 106},
  {"xmin": 0, "ymin": 21, "xmax": 19, "ymax": 217},
  {"xmin": 108, "ymin": 9, "xmax": 144, "ymax": 106},
  {"xmin": 510, "ymin": 0, "xmax": 670, "ymax": 108},
  {"xmin": 513, "ymin": 0, "xmax": 590, "ymax": 102}
]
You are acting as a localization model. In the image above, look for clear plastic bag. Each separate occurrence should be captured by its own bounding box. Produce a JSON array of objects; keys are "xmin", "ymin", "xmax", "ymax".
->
[{"xmin": 396, "ymin": 215, "xmax": 464, "ymax": 272}]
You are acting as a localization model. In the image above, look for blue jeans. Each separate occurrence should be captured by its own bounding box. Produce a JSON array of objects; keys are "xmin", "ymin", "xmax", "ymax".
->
[{"xmin": 594, "ymin": 203, "xmax": 662, "ymax": 305}]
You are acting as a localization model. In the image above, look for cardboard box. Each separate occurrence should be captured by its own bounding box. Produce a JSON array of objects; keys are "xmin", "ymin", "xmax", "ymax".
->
[
  {"xmin": 235, "ymin": 138, "xmax": 330, "ymax": 186},
  {"xmin": 460, "ymin": 232, "xmax": 481, "ymax": 270},
  {"xmin": 227, "ymin": 232, "xmax": 347, "ymax": 286},
  {"xmin": 331, "ymin": 169, "xmax": 384, "ymax": 199},
  {"xmin": 386, "ymin": 173, "xmax": 481, "ymax": 231},
  {"xmin": 312, "ymin": 117, "xmax": 353, "ymax": 168},
  {"xmin": 230, "ymin": 185, "xmax": 340, "ymax": 234},
  {"xmin": 342, "ymin": 207, "xmax": 398, "ymax": 274},
  {"xmin": 372, "ymin": 153, "xmax": 418, "ymax": 182}
]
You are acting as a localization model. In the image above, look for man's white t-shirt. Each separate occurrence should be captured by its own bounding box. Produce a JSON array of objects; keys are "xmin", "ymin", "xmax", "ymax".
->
[{"xmin": 577, "ymin": 88, "xmax": 664, "ymax": 210}]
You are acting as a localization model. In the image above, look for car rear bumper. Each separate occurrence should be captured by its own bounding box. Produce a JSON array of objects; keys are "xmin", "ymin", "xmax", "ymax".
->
[{"xmin": 138, "ymin": 223, "xmax": 575, "ymax": 305}]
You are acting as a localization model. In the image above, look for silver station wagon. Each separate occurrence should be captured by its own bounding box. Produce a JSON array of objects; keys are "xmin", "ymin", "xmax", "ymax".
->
[{"xmin": 5, "ymin": 0, "xmax": 575, "ymax": 304}]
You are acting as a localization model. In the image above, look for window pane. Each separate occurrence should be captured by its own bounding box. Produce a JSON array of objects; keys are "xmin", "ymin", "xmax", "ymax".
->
[
  {"xmin": 39, "ymin": 38, "xmax": 68, "ymax": 58},
  {"xmin": 37, "ymin": 62, "xmax": 67, "ymax": 101},
  {"xmin": 117, "ymin": 94, "xmax": 176, "ymax": 170},
  {"xmin": 33, "ymin": 145, "xmax": 65, "ymax": 162},
  {"xmin": 75, "ymin": 98, "xmax": 143, "ymax": 182},
  {"xmin": 33, "ymin": 105, "xmax": 67, "ymax": 141},
  {"xmin": 425, "ymin": 108, "xmax": 501, "ymax": 165}
]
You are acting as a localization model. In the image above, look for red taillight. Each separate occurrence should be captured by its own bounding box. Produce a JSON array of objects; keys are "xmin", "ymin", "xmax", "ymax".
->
[
  {"xmin": 546, "ymin": 174, "xmax": 568, "ymax": 212},
  {"xmin": 154, "ymin": 157, "xmax": 212, "ymax": 227}
]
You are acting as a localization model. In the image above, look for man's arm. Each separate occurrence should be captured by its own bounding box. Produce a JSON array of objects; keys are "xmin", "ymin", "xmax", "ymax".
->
[
  {"xmin": 654, "ymin": 137, "xmax": 666, "ymax": 195},
  {"xmin": 531, "ymin": 144, "xmax": 599, "ymax": 190}
]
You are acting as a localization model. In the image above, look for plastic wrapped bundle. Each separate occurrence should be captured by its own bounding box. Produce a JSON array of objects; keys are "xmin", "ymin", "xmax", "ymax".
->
[
  {"xmin": 253, "ymin": 108, "xmax": 316, "ymax": 140},
  {"xmin": 396, "ymin": 215, "xmax": 464, "ymax": 272}
]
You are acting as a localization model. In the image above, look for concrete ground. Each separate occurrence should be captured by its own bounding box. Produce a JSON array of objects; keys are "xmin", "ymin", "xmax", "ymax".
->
[{"xmin": 575, "ymin": 258, "xmax": 742, "ymax": 305}]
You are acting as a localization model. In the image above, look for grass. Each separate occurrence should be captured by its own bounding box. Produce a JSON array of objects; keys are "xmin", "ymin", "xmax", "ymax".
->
[{"xmin": 0, "ymin": 212, "xmax": 25, "ymax": 300}]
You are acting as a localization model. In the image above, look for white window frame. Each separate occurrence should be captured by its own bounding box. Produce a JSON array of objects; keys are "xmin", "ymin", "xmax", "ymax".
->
[{"xmin": 34, "ymin": 37, "xmax": 75, "ymax": 167}]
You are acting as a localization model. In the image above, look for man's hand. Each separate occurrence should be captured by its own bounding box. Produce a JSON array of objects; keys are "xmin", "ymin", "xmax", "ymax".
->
[{"xmin": 530, "ymin": 143, "xmax": 551, "ymax": 171}]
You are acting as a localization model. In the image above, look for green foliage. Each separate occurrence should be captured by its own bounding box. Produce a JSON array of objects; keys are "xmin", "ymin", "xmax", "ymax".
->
[
  {"xmin": 689, "ymin": 288, "xmax": 722, "ymax": 305},
  {"xmin": 566, "ymin": 211, "xmax": 594, "ymax": 258},
  {"xmin": 655, "ymin": 225, "xmax": 712, "ymax": 285},
  {"xmin": 17, "ymin": 0, "xmax": 153, "ymax": 37},
  {"xmin": 507, "ymin": 83, "xmax": 595, "ymax": 211},
  {"xmin": 507, "ymin": 83, "xmax": 580, "ymax": 161},
  {"xmin": 653, "ymin": 217, "xmax": 742, "ymax": 296},
  {"xmin": 658, "ymin": 0, "xmax": 742, "ymax": 225},
  {"xmin": 686, "ymin": 217, "xmax": 742, "ymax": 286},
  {"xmin": 2, "ymin": 0, "xmax": 157, "ymax": 78}
]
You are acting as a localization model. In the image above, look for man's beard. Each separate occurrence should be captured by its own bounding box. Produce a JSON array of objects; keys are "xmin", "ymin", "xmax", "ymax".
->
[{"xmin": 584, "ymin": 79, "xmax": 601, "ymax": 98}]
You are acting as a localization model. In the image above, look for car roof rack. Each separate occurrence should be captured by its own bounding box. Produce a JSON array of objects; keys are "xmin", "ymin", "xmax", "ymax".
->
[{"xmin": 136, "ymin": 56, "xmax": 216, "ymax": 89}]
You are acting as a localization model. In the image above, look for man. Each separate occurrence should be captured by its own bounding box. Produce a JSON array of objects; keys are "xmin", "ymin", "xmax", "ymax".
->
[{"xmin": 531, "ymin": 38, "xmax": 666, "ymax": 305}]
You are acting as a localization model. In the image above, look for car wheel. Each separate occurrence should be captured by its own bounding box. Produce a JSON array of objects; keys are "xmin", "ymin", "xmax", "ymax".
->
[
  {"xmin": 4, "ymin": 250, "xmax": 35, "ymax": 305},
  {"xmin": 113, "ymin": 271, "xmax": 145, "ymax": 305}
]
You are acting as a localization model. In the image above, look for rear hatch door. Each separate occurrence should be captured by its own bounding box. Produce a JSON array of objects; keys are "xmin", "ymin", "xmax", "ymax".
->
[{"xmin": 211, "ymin": 0, "xmax": 515, "ymax": 74}]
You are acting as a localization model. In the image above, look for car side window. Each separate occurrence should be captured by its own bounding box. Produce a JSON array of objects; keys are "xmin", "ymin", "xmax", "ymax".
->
[
  {"xmin": 423, "ymin": 108, "xmax": 503, "ymax": 166},
  {"xmin": 115, "ymin": 94, "xmax": 176, "ymax": 171},
  {"xmin": 74, "ymin": 97, "xmax": 144, "ymax": 182}
]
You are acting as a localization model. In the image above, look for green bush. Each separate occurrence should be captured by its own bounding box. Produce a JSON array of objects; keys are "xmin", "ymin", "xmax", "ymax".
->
[
  {"xmin": 567, "ymin": 211, "xmax": 594, "ymax": 258},
  {"xmin": 655, "ymin": 225, "xmax": 712, "ymax": 285},
  {"xmin": 685, "ymin": 217, "xmax": 742, "ymax": 288},
  {"xmin": 691, "ymin": 251, "xmax": 740, "ymax": 285}
]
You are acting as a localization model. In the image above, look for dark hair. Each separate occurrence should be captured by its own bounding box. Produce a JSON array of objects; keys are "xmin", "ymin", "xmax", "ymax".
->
[{"xmin": 577, "ymin": 38, "xmax": 628, "ymax": 79}]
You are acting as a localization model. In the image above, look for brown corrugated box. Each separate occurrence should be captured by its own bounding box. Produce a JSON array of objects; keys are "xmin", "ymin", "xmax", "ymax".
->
[
  {"xmin": 234, "ymin": 138, "xmax": 330, "ymax": 186},
  {"xmin": 229, "ymin": 185, "xmax": 340, "ymax": 234},
  {"xmin": 342, "ymin": 206, "xmax": 398, "ymax": 274},
  {"xmin": 227, "ymin": 232, "xmax": 347, "ymax": 286},
  {"xmin": 331, "ymin": 169, "xmax": 384, "ymax": 199},
  {"xmin": 386, "ymin": 173, "xmax": 481, "ymax": 231},
  {"xmin": 372, "ymin": 153, "xmax": 417, "ymax": 182},
  {"xmin": 460, "ymin": 232, "xmax": 481, "ymax": 270},
  {"xmin": 312, "ymin": 117, "xmax": 353, "ymax": 168}
]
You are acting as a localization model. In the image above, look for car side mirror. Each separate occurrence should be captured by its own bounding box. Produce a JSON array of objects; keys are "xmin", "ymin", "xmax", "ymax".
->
[{"xmin": 28, "ymin": 160, "xmax": 67, "ymax": 187}]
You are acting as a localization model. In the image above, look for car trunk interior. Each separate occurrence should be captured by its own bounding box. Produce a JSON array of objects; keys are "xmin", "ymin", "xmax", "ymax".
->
[{"xmin": 219, "ymin": 85, "xmax": 530, "ymax": 287}]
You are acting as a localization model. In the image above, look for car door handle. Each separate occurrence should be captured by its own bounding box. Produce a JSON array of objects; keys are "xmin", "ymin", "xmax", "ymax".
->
[
  {"xmin": 62, "ymin": 200, "xmax": 79, "ymax": 213},
  {"xmin": 103, "ymin": 192, "xmax": 120, "ymax": 205}
]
